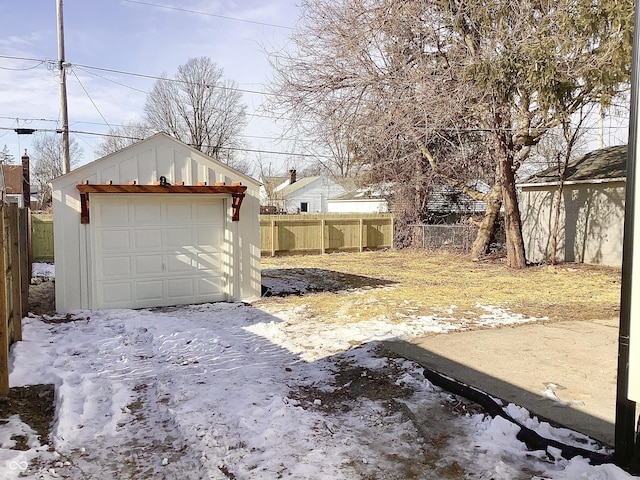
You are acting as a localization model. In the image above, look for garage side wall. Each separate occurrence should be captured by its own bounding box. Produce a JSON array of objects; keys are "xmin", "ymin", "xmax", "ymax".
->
[
  {"xmin": 52, "ymin": 135, "xmax": 261, "ymax": 313},
  {"xmin": 521, "ymin": 181, "xmax": 625, "ymax": 266}
]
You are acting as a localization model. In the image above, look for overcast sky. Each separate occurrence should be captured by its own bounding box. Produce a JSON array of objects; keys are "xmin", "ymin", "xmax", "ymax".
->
[{"xmin": 0, "ymin": 0, "xmax": 301, "ymax": 175}]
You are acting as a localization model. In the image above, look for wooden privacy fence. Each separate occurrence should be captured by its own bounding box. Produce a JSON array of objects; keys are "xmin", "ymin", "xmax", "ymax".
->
[
  {"xmin": 261, "ymin": 213, "xmax": 394, "ymax": 256},
  {"xmin": 31, "ymin": 213, "xmax": 54, "ymax": 262},
  {"xmin": 0, "ymin": 203, "xmax": 30, "ymax": 396}
]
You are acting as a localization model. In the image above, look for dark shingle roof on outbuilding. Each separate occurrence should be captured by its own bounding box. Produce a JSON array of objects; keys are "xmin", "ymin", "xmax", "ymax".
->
[{"xmin": 521, "ymin": 145, "xmax": 627, "ymax": 185}]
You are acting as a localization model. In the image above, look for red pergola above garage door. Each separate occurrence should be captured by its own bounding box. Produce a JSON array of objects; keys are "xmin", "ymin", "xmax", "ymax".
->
[{"xmin": 76, "ymin": 181, "xmax": 247, "ymax": 224}]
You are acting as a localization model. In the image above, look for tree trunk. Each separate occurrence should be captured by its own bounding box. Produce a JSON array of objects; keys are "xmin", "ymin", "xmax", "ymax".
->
[
  {"xmin": 501, "ymin": 157, "xmax": 527, "ymax": 269},
  {"xmin": 471, "ymin": 182, "xmax": 502, "ymax": 261}
]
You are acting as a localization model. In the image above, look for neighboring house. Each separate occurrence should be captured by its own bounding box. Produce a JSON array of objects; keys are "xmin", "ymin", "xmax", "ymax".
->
[
  {"xmin": 424, "ymin": 181, "xmax": 488, "ymax": 223},
  {"xmin": 260, "ymin": 170, "xmax": 346, "ymax": 213},
  {"xmin": 519, "ymin": 145, "xmax": 626, "ymax": 266},
  {"xmin": 52, "ymin": 133, "xmax": 261, "ymax": 313},
  {"xmin": 1, "ymin": 163, "xmax": 37, "ymax": 209},
  {"xmin": 327, "ymin": 188, "xmax": 389, "ymax": 213}
]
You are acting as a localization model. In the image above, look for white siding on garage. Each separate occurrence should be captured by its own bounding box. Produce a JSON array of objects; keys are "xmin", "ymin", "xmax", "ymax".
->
[{"xmin": 52, "ymin": 133, "xmax": 261, "ymax": 313}]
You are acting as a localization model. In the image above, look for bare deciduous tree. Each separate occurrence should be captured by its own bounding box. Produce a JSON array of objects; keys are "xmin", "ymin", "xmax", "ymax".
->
[
  {"xmin": 95, "ymin": 57, "xmax": 251, "ymax": 174},
  {"xmin": 95, "ymin": 121, "xmax": 152, "ymax": 158},
  {"xmin": 31, "ymin": 133, "xmax": 83, "ymax": 206},
  {"xmin": 270, "ymin": 0, "xmax": 633, "ymax": 267},
  {"xmin": 0, "ymin": 145, "xmax": 15, "ymax": 164},
  {"xmin": 144, "ymin": 57, "xmax": 248, "ymax": 164}
]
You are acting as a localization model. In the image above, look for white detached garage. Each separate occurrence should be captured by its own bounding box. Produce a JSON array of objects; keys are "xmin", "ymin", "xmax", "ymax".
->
[{"xmin": 52, "ymin": 133, "xmax": 261, "ymax": 313}]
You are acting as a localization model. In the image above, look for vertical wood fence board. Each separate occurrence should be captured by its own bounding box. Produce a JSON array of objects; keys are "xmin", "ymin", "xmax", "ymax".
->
[
  {"xmin": 3, "ymin": 208, "xmax": 14, "ymax": 344},
  {"xmin": 0, "ymin": 208, "xmax": 9, "ymax": 396},
  {"xmin": 8, "ymin": 205, "xmax": 22, "ymax": 343},
  {"xmin": 17, "ymin": 208, "xmax": 28, "ymax": 340}
]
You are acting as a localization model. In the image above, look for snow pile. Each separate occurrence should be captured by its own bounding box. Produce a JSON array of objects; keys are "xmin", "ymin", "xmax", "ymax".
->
[
  {"xmin": 253, "ymin": 303, "xmax": 545, "ymax": 362},
  {"xmin": 31, "ymin": 263, "xmax": 54, "ymax": 281},
  {"xmin": 0, "ymin": 302, "xmax": 633, "ymax": 479}
]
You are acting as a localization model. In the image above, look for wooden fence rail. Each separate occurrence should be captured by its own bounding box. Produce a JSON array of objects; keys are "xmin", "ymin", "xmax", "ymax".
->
[
  {"xmin": 0, "ymin": 204, "xmax": 30, "ymax": 396},
  {"xmin": 261, "ymin": 213, "xmax": 394, "ymax": 256}
]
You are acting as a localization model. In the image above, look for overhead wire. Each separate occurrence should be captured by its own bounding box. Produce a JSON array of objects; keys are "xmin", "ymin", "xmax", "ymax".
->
[
  {"xmin": 120, "ymin": 0, "xmax": 295, "ymax": 30},
  {"xmin": 1, "ymin": 53, "xmax": 630, "ymax": 133},
  {"xmin": 0, "ymin": 125, "xmax": 333, "ymax": 159},
  {"xmin": 69, "ymin": 68, "xmax": 113, "ymax": 131}
]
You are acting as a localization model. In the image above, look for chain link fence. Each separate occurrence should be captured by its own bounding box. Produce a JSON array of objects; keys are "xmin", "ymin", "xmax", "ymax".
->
[{"xmin": 408, "ymin": 223, "xmax": 478, "ymax": 253}]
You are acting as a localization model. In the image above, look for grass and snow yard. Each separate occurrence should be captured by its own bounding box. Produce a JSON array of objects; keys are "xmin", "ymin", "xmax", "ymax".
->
[{"xmin": 0, "ymin": 250, "xmax": 633, "ymax": 479}]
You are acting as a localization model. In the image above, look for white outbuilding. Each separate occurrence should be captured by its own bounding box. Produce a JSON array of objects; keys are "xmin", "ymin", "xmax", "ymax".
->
[{"xmin": 52, "ymin": 133, "xmax": 261, "ymax": 313}]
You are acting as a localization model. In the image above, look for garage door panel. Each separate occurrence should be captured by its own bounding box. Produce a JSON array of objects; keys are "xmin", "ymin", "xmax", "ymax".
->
[
  {"xmin": 97, "ymin": 201, "xmax": 130, "ymax": 226},
  {"xmin": 100, "ymin": 256, "xmax": 131, "ymax": 277},
  {"xmin": 134, "ymin": 229, "xmax": 162, "ymax": 249},
  {"xmin": 166, "ymin": 204, "xmax": 192, "ymax": 224},
  {"xmin": 166, "ymin": 228, "xmax": 194, "ymax": 248},
  {"xmin": 134, "ymin": 203, "xmax": 162, "ymax": 225},
  {"xmin": 194, "ymin": 203, "xmax": 221, "ymax": 223},
  {"xmin": 135, "ymin": 254, "xmax": 164, "ymax": 275},
  {"xmin": 102, "ymin": 282, "xmax": 133, "ymax": 304},
  {"xmin": 198, "ymin": 277, "xmax": 222, "ymax": 295},
  {"xmin": 98, "ymin": 229, "xmax": 130, "ymax": 252},
  {"xmin": 195, "ymin": 252, "xmax": 221, "ymax": 271},
  {"xmin": 136, "ymin": 280, "xmax": 164, "ymax": 301},
  {"xmin": 93, "ymin": 195, "xmax": 227, "ymax": 309},
  {"xmin": 166, "ymin": 253, "xmax": 195, "ymax": 273},
  {"xmin": 167, "ymin": 278, "xmax": 195, "ymax": 298}
]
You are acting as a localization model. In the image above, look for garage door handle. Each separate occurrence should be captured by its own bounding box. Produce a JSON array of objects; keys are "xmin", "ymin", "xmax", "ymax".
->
[{"xmin": 162, "ymin": 261, "xmax": 166, "ymax": 272}]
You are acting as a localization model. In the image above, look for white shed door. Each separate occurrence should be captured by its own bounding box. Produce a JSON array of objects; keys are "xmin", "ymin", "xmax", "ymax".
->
[{"xmin": 92, "ymin": 194, "xmax": 226, "ymax": 309}]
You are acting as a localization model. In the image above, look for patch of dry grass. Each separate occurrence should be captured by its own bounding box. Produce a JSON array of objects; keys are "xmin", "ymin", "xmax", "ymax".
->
[{"xmin": 257, "ymin": 249, "xmax": 621, "ymax": 323}]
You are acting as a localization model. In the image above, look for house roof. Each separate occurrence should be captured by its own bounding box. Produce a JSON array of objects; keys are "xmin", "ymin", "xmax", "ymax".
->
[
  {"xmin": 1, "ymin": 165, "xmax": 24, "ymax": 195},
  {"xmin": 272, "ymin": 176, "xmax": 321, "ymax": 198},
  {"xmin": 52, "ymin": 132, "xmax": 260, "ymax": 189},
  {"xmin": 521, "ymin": 145, "xmax": 627, "ymax": 186},
  {"xmin": 329, "ymin": 189, "xmax": 388, "ymax": 202},
  {"xmin": 262, "ymin": 176, "xmax": 288, "ymax": 189}
]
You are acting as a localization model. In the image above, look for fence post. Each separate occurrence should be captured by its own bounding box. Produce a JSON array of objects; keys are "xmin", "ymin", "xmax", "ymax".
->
[
  {"xmin": 0, "ymin": 207, "xmax": 9, "ymax": 397},
  {"xmin": 271, "ymin": 219, "xmax": 276, "ymax": 257},
  {"xmin": 8, "ymin": 205, "xmax": 22, "ymax": 343},
  {"xmin": 321, "ymin": 219, "xmax": 326, "ymax": 254},
  {"xmin": 359, "ymin": 218, "xmax": 364, "ymax": 252},
  {"xmin": 18, "ymin": 209, "xmax": 29, "ymax": 339}
]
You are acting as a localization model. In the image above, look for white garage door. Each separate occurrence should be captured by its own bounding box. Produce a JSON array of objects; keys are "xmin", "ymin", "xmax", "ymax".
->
[{"xmin": 91, "ymin": 194, "xmax": 227, "ymax": 309}]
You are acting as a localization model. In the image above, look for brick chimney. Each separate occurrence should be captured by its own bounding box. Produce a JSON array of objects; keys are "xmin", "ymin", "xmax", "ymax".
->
[
  {"xmin": 21, "ymin": 149, "xmax": 30, "ymax": 210},
  {"xmin": 289, "ymin": 169, "xmax": 297, "ymax": 184}
]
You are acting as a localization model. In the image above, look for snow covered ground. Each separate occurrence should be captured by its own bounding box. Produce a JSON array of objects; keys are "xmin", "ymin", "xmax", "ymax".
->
[{"xmin": 0, "ymin": 264, "xmax": 635, "ymax": 479}]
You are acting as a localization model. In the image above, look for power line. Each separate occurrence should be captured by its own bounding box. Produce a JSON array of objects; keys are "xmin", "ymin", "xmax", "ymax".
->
[
  {"xmin": 75, "ymin": 65, "xmax": 148, "ymax": 94},
  {"xmin": 73, "ymin": 62, "xmax": 274, "ymax": 97},
  {"xmin": 0, "ymin": 54, "xmax": 274, "ymax": 97},
  {"xmin": 121, "ymin": 0, "xmax": 295, "ymax": 30},
  {"xmin": 0, "ymin": 61, "xmax": 45, "ymax": 71},
  {"xmin": 0, "ymin": 125, "xmax": 331, "ymax": 159},
  {"xmin": 69, "ymin": 68, "xmax": 113, "ymax": 131},
  {"xmin": 0, "ymin": 116, "xmax": 314, "ymax": 143}
]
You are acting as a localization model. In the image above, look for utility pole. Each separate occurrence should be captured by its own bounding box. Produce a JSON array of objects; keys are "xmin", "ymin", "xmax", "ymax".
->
[{"xmin": 57, "ymin": 0, "xmax": 71, "ymax": 174}]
